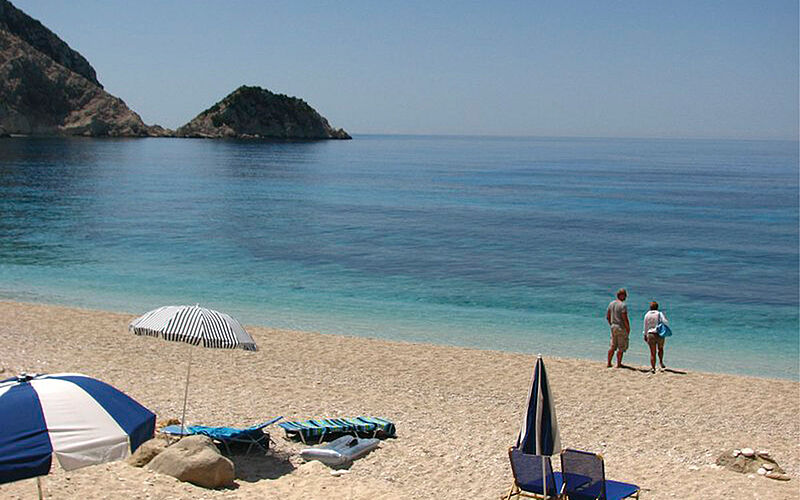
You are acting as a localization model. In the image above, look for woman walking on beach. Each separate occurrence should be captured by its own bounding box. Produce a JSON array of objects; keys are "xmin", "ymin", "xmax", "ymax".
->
[{"xmin": 643, "ymin": 301, "xmax": 668, "ymax": 373}]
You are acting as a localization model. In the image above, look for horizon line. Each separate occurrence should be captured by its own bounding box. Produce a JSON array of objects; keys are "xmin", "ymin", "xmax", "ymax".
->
[{"xmin": 344, "ymin": 132, "xmax": 800, "ymax": 143}]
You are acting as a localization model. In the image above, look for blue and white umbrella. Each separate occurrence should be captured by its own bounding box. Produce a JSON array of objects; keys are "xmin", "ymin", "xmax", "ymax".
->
[
  {"xmin": 515, "ymin": 355, "xmax": 561, "ymax": 498},
  {"xmin": 0, "ymin": 373, "xmax": 155, "ymax": 485}
]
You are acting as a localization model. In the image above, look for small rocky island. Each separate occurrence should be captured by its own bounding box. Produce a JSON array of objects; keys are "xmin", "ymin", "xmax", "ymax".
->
[
  {"xmin": 0, "ymin": 0, "xmax": 349, "ymax": 140},
  {"xmin": 176, "ymin": 86, "xmax": 350, "ymax": 140}
]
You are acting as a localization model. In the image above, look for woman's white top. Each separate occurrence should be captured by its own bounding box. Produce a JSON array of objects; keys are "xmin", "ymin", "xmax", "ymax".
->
[{"xmin": 643, "ymin": 310, "xmax": 668, "ymax": 335}]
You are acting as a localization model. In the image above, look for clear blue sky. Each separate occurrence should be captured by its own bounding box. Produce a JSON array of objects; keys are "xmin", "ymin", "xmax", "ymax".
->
[{"xmin": 16, "ymin": 0, "xmax": 799, "ymax": 139}]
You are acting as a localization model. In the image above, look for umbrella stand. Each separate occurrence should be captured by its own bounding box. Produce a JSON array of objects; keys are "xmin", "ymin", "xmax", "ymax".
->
[
  {"xmin": 36, "ymin": 476, "xmax": 43, "ymax": 500},
  {"xmin": 542, "ymin": 460, "xmax": 547, "ymax": 499},
  {"xmin": 179, "ymin": 343, "xmax": 193, "ymax": 436},
  {"xmin": 537, "ymin": 359, "xmax": 547, "ymax": 499}
]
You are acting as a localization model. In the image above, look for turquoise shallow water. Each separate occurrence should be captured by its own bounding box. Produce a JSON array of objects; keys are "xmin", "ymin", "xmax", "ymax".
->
[{"xmin": 0, "ymin": 135, "xmax": 797, "ymax": 379}]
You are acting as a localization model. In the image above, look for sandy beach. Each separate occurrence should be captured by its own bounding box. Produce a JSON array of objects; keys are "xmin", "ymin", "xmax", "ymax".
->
[{"xmin": 0, "ymin": 300, "xmax": 797, "ymax": 499}]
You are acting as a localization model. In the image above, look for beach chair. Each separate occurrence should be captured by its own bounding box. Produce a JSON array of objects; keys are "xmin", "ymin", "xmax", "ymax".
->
[
  {"xmin": 347, "ymin": 416, "xmax": 397, "ymax": 438},
  {"xmin": 504, "ymin": 447, "xmax": 564, "ymax": 500},
  {"xmin": 279, "ymin": 416, "xmax": 396, "ymax": 444},
  {"xmin": 278, "ymin": 418, "xmax": 355, "ymax": 444},
  {"xmin": 559, "ymin": 449, "xmax": 640, "ymax": 500},
  {"xmin": 160, "ymin": 416, "xmax": 283, "ymax": 455}
]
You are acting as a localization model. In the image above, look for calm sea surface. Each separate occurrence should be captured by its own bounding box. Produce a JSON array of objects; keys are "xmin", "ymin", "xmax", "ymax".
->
[{"xmin": 0, "ymin": 135, "xmax": 797, "ymax": 379}]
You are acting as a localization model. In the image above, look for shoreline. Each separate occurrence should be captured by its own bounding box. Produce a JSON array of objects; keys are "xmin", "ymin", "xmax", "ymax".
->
[
  {"xmin": 0, "ymin": 300, "xmax": 798, "ymax": 499},
  {"xmin": 1, "ymin": 297, "xmax": 796, "ymax": 383}
]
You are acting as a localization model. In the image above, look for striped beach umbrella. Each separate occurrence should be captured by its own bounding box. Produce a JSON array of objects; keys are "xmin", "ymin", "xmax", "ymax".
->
[
  {"xmin": 0, "ymin": 373, "xmax": 155, "ymax": 487},
  {"xmin": 129, "ymin": 304, "xmax": 257, "ymax": 351},
  {"xmin": 128, "ymin": 305, "xmax": 257, "ymax": 431},
  {"xmin": 515, "ymin": 355, "xmax": 561, "ymax": 498}
]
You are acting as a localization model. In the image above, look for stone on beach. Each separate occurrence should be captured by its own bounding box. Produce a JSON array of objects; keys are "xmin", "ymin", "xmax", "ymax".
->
[
  {"xmin": 766, "ymin": 472, "xmax": 791, "ymax": 481},
  {"xmin": 146, "ymin": 436, "xmax": 235, "ymax": 489},
  {"xmin": 157, "ymin": 418, "xmax": 181, "ymax": 429},
  {"xmin": 126, "ymin": 437, "xmax": 168, "ymax": 467},
  {"xmin": 716, "ymin": 448, "xmax": 789, "ymax": 481}
]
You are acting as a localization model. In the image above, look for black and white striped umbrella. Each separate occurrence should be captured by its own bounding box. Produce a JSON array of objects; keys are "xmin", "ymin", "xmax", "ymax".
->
[
  {"xmin": 129, "ymin": 305, "xmax": 257, "ymax": 351},
  {"xmin": 128, "ymin": 305, "xmax": 257, "ymax": 431}
]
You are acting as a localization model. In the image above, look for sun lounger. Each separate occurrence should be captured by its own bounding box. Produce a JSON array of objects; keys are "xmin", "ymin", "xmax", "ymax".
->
[
  {"xmin": 160, "ymin": 416, "xmax": 283, "ymax": 454},
  {"xmin": 300, "ymin": 435, "xmax": 380, "ymax": 467},
  {"xmin": 349, "ymin": 416, "xmax": 396, "ymax": 438},
  {"xmin": 278, "ymin": 418, "xmax": 353, "ymax": 444},
  {"xmin": 278, "ymin": 416, "xmax": 396, "ymax": 444}
]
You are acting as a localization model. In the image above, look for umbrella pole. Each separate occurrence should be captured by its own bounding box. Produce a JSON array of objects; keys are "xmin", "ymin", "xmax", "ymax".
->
[
  {"xmin": 541, "ymin": 459, "xmax": 547, "ymax": 500},
  {"xmin": 179, "ymin": 344, "xmax": 193, "ymax": 437},
  {"xmin": 37, "ymin": 476, "xmax": 43, "ymax": 500}
]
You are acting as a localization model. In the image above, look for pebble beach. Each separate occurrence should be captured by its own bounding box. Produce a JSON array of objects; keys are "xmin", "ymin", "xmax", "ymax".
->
[{"xmin": 0, "ymin": 301, "xmax": 797, "ymax": 499}]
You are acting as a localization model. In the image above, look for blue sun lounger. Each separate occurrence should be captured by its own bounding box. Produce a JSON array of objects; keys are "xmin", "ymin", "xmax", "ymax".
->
[
  {"xmin": 278, "ymin": 418, "xmax": 352, "ymax": 444},
  {"xmin": 160, "ymin": 416, "xmax": 283, "ymax": 454},
  {"xmin": 279, "ymin": 416, "xmax": 396, "ymax": 444},
  {"xmin": 347, "ymin": 416, "xmax": 396, "ymax": 438}
]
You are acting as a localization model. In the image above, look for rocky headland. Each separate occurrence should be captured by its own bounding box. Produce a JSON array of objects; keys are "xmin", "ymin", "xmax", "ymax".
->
[
  {"xmin": 0, "ymin": 0, "xmax": 348, "ymax": 140},
  {"xmin": 0, "ymin": 0, "xmax": 163, "ymax": 137},
  {"xmin": 176, "ymin": 86, "xmax": 350, "ymax": 140}
]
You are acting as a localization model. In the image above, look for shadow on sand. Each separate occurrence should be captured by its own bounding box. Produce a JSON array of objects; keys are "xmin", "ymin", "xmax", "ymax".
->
[
  {"xmin": 617, "ymin": 364, "xmax": 688, "ymax": 375},
  {"xmin": 230, "ymin": 451, "xmax": 295, "ymax": 482}
]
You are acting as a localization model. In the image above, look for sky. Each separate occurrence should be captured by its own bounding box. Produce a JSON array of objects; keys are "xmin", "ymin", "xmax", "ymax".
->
[{"xmin": 15, "ymin": 0, "xmax": 800, "ymax": 139}]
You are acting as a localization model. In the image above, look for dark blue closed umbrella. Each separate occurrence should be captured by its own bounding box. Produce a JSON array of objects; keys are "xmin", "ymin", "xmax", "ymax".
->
[
  {"xmin": 516, "ymin": 354, "xmax": 561, "ymax": 454},
  {"xmin": 515, "ymin": 355, "xmax": 561, "ymax": 498}
]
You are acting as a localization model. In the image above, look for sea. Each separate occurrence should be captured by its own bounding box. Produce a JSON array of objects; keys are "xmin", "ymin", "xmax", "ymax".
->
[{"xmin": 0, "ymin": 135, "xmax": 797, "ymax": 380}]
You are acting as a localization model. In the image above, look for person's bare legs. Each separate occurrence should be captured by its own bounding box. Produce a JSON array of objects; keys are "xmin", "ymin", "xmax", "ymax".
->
[
  {"xmin": 607, "ymin": 348, "xmax": 614, "ymax": 368},
  {"xmin": 616, "ymin": 350, "xmax": 623, "ymax": 368},
  {"xmin": 658, "ymin": 343, "xmax": 666, "ymax": 369},
  {"xmin": 648, "ymin": 340, "xmax": 657, "ymax": 372}
]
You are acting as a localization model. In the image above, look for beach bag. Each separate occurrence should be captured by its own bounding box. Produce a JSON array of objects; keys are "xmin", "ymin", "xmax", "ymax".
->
[{"xmin": 656, "ymin": 318, "xmax": 672, "ymax": 338}]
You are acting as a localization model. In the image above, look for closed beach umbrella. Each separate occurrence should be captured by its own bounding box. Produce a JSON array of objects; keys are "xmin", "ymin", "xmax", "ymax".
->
[
  {"xmin": 515, "ymin": 355, "xmax": 561, "ymax": 498},
  {"xmin": 0, "ymin": 373, "xmax": 155, "ymax": 491},
  {"xmin": 128, "ymin": 305, "xmax": 257, "ymax": 430}
]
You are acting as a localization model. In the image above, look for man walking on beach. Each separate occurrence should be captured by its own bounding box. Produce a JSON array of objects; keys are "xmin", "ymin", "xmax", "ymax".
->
[{"xmin": 606, "ymin": 288, "xmax": 630, "ymax": 368}]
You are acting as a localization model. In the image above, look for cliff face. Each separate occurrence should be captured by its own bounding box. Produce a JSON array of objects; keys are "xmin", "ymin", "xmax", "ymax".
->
[
  {"xmin": 0, "ymin": 1, "xmax": 350, "ymax": 140},
  {"xmin": 0, "ymin": 0, "xmax": 99, "ymax": 86},
  {"xmin": 0, "ymin": 0, "xmax": 163, "ymax": 136},
  {"xmin": 176, "ymin": 86, "xmax": 351, "ymax": 140}
]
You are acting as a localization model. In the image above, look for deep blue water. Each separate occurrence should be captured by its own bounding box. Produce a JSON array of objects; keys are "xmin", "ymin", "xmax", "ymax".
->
[{"xmin": 0, "ymin": 135, "xmax": 797, "ymax": 379}]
